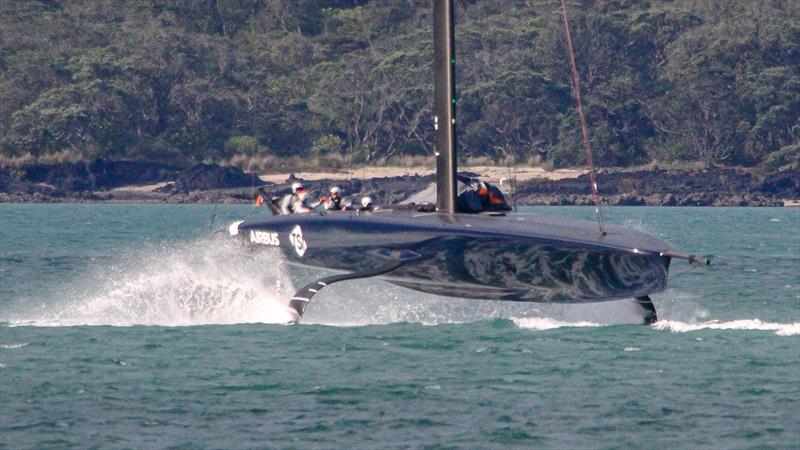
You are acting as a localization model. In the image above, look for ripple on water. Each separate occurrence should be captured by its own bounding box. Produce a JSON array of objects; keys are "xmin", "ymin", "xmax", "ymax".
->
[{"xmin": 1, "ymin": 342, "xmax": 29, "ymax": 349}]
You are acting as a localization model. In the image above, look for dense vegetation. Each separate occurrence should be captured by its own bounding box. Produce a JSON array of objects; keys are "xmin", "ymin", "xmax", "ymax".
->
[{"xmin": 1, "ymin": 0, "xmax": 798, "ymax": 169}]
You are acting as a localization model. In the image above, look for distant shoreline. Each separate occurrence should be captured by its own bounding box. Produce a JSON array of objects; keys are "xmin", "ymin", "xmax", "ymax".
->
[
  {"xmin": 1, "ymin": 162, "xmax": 797, "ymax": 207},
  {"xmin": 256, "ymin": 165, "xmax": 586, "ymax": 184}
]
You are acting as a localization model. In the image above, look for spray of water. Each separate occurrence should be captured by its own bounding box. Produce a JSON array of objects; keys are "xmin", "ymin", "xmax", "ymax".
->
[
  {"xmin": 5, "ymin": 230, "xmax": 645, "ymax": 328},
  {"xmin": 9, "ymin": 236, "xmax": 296, "ymax": 326}
]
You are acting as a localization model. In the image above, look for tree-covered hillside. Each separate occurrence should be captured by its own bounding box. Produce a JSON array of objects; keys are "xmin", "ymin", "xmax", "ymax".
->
[{"xmin": 1, "ymin": 0, "xmax": 798, "ymax": 169}]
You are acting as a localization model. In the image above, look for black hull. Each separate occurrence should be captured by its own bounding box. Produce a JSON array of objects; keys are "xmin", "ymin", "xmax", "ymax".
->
[{"xmin": 233, "ymin": 209, "xmax": 672, "ymax": 304}]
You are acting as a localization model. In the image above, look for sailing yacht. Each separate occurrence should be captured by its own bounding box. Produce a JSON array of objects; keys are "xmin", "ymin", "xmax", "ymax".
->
[{"xmin": 228, "ymin": 0, "xmax": 708, "ymax": 324}]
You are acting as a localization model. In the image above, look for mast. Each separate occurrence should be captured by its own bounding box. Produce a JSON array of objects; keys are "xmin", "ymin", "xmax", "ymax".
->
[{"xmin": 433, "ymin": 0, "xmax": 458, "ymax": 213}]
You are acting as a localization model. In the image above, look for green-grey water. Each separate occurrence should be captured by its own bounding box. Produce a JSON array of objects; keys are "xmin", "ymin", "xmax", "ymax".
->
[{"xmin": 1, "ymin": 204, "xmax": 798, "ymax": 448}]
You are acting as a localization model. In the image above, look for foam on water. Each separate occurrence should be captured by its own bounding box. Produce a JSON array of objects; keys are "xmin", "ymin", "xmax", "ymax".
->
[
  {"xmin": 653, "ymin": 319, "xmax": 800, "ymax": 336},
  {"xmin": 511, "ymin": 316, "xmax": 604, "ymax": 330},
  {"xmin": 8, "ymin": 235, "xmax": 296, "ymax": 327},
  {"xmin": 507, "ymin": 288, "xmax": 798, "ymax": 335},
  {"xmin": 510, "ymin": 317, "xmax": 799, "ymax": 335}
]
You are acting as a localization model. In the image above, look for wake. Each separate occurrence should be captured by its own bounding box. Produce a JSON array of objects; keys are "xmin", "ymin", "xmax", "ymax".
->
[
  {"xmin": 653, "ymin": 319, "xmax": 799, "ymax": 336},
  {"xmin": 511, "ymin": 317, "xmax": 799, "ymax": 336},
  {"xmin": 511, "ymin": 290, "xmax": 799, "ymax": 336},
  {"xmin": 7, "ymin": 236, "xmax": 297, "ymax": 327}
]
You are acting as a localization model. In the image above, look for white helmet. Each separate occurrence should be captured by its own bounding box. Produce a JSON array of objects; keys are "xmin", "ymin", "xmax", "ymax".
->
[
  {"xmin": 330, "ymin": 186, "xmax": 341, "ymax": 196},
  {"xmin": 361, "ymin": 196, "xmax": 372, "ymax": 208},
  {"xmin": 291, "ymin": 182, "xmax": 304, "ymax": 193}
]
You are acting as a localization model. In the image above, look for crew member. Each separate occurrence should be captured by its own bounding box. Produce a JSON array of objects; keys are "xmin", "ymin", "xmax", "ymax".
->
[
  {"xmin": 456, "ymin": 176, "xmax": 511, "ymax": 213},
  {"xmin": 323, "ymin": 186, "xmax": 344, "ymax": 210},
  {"xmin": 281, "ymin": 182, "xmax": 313, "ymax": 215},
  {"xmin": 359, "ymin": 196, "xmax": 376, "ymax": 212},
  {"xmin": 476, "ymin": 181, "xmax": 510, "ymax": 211}
]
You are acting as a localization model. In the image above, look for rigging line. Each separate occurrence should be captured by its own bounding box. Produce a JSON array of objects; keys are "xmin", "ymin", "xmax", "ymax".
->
[
  {"xmin": 251, "ymin": 170, "xmax": 256, "ymax": 208},
  {"xmin": 506, "ymin": 162, "xmax": 518, "ymax": 213},
  {"xmin": 512, "ymin": 163, "xmax": 518, "ymax": 213},
  {"xmin": 208, "ymin": 204, "xmax": 218, "ymax": 230},
  {"xmin": 668, "ymin": 262, "xmax": 701, "ymax": 282},
  {"xmin": 559, "ymin": 0, "xmax": 606, "ymax": 235}
]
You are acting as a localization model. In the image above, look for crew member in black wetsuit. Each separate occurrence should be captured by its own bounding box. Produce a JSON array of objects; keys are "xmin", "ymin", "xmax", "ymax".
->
[
  {"xmin": 323, "ymin": 186, "xmax": 345, "ymax": 211},
  {"xmin": 456, "ymin": 175, "xmax": 511, "ymax": 213}
]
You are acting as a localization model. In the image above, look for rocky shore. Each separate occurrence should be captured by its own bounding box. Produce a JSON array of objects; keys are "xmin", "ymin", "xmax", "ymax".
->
[
  {"xmin": 1, "ymin": 159, "xmax": 797, "ymax": 206},
  {"xmin": 515, "ymin": 167, "xmax": 799, "ymax": 207}
]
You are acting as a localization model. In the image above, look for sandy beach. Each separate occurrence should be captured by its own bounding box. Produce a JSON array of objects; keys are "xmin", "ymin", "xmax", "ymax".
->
[{"xmin": 257, "ymin": 166, "xmax": 586, "ymax": 185}]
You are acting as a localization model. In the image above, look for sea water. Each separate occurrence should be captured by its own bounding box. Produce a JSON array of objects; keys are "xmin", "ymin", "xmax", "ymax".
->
[{"xmin": 1, "ymin": 204, "xmax": 797, "ymax": 448}]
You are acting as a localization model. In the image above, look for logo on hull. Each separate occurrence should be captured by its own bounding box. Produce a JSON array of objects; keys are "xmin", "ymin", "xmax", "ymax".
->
[
  {"xmin": 289, "ymin": 225, "xmax": 308, "ymax": 257},
  {"xmin": 250, "ymin": 230, "xmax": 280, "ymax": 246}
]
